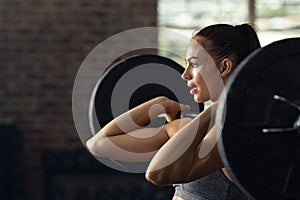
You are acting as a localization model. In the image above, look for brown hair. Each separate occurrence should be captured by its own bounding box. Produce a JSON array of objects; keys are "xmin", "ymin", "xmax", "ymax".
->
[{"xmin": 193, "ymin": 24, "xmax": 261, "ymax": 67}]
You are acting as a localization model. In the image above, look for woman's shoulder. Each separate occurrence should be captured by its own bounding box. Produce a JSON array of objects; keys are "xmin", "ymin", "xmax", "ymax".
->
[{"xmin": 164, "ymin": 117, "xmax": 193, "ymax": 138}]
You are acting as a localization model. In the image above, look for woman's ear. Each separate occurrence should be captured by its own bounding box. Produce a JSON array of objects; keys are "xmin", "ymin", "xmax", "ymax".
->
[{"xmin": 219, "ymin": 58, "xmax": 233, "ymax": 78}]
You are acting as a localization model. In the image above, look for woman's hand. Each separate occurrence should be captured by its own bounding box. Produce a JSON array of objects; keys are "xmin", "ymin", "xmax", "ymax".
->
[{"xmin": 161, "ymin": 97, "xmax": 191, "ymax": 122}]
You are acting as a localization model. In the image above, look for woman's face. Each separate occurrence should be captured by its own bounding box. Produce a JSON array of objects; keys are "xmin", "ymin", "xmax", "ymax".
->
[{"xmin": 181, "ymin": 38, "xmax": 224, "ymax": 103}]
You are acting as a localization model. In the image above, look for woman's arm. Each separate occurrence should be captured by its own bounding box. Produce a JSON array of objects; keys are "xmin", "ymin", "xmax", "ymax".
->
[
  {"xmin": 86, "ymin": 96, "xmax": 191, "ymax": 161},
  {"xmin": 146, "ymin": 104, "xmax": 223, "ymax": 185}
]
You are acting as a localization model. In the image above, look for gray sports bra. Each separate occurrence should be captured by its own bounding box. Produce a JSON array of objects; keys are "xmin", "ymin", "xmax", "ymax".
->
[{"xmin": 173, "ymin": 169, "xmax": 252, "ymax": 200}]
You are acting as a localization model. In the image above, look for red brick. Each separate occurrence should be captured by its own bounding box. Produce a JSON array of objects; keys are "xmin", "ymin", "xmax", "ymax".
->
[{"xmin": 0, "ymin": 0, "xmax": 157, "ymax": 199}]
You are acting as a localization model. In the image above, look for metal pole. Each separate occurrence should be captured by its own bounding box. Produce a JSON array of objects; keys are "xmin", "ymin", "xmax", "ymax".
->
[{"xmin": 248, "ymin": 0, "xmax": 255, "ymax": 24}]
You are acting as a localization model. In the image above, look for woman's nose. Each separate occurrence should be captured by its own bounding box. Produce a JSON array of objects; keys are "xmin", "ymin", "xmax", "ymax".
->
[{"xmin": 181, "ymin": 67, "xmax": 192, "ymax": 80}]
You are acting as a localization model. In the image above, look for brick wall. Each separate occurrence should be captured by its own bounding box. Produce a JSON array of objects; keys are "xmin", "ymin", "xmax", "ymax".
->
[{"xmin": 0, "ymin": 0, "xmax": 157, "ymax": 199}]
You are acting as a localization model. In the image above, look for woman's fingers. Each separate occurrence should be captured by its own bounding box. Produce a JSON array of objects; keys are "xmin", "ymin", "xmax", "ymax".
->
[
  {"xmin": 165, "ymin": 103, "xmax": 191, "ymax": 122},
  {"xmin": 180, "ymin": 104, "xmax": 191, "ymax": 112},
  {"xmin": 165, "ymin": 114, "xmax": 173, "ymax": 123}
]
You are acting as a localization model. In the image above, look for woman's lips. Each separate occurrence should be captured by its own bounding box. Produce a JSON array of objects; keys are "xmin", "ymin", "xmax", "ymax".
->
[{"xmin": 190, "ymin": 87, "xmax": 197, "ymax": 95}]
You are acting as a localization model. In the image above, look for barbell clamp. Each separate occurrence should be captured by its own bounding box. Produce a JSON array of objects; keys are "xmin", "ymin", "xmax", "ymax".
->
[{"xmin": 262, "ymin": 95, "xmax": 300, "ymax": 134}]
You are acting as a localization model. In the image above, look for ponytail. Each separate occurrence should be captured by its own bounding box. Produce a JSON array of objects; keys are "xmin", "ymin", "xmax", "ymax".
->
[
  {"xmin": 235, "ymin": 24, "xmax": 261, "ymax": 56},
  {"xmin": 193, "ymin": 23, "xmax": 261, "ymax": 66}
]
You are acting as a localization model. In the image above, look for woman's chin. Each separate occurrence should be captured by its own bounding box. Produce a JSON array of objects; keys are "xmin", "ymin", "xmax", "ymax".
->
[
  {"xmin": 193, "ymin": 96, "xmax": 204, "ymax": 103},
  {"xmin": 193, "ymin": 94, "xmax": 209, "ymax": 103}
]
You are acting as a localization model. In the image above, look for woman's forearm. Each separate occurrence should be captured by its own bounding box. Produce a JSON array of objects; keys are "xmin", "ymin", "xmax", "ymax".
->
[
  {"xmin": 86, "ymin": 96, "xmax": 172, "ymax": 159},
  {"xmin": 99, "ymin": 96, "xmax": 169, "ymax": 137},
  {"xmin": 146, "ymin": 105, "xmax": 214, "ymax": 185}
]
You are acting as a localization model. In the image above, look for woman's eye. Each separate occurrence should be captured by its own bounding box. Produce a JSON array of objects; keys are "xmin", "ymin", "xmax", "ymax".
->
[{"xmin": 192, "ymin": 63, "xmax": 198, "ymax": 68}]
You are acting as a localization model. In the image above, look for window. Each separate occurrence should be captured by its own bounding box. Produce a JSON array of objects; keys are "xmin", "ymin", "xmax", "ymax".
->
[{"xmin": 158, "ymin": 0, "xmax": 300, "ymax": 60}]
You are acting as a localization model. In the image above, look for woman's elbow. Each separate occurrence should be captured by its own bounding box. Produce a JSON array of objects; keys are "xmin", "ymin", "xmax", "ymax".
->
[
  {"xmin": 86, "ymin": 138, "xmax": 101, "ymax": 156},
  {"xmin": 145, "ymin": 170, "xmax": 172, "ymax": 186}
]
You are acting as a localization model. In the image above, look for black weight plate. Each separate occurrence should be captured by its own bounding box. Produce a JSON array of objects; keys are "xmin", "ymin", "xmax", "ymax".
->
[
  {"xmin": 217, "ymin": 38, "xmax": 300, "ymax": 200},
  {"xmin": 94, "ymin": 54, "xmax": 203, "ymax": 129}
]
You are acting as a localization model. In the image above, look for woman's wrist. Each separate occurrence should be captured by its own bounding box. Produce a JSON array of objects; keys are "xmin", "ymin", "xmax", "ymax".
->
[
  {"xmin": 150, "ymin": 96, "xmax": 168, "ymax": 111},
  {"xmin": 157, "ymin": 96, "xmax": 169, "ymax": 108},
  {"xmin": 147, "ymin": 96, "xmax": 169, "ymax": 118}
]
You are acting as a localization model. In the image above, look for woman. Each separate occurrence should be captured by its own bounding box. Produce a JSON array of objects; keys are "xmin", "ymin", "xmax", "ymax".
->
[{"xmin": 87, "ymin": 24, "xmax": 261, "ymax": 200}]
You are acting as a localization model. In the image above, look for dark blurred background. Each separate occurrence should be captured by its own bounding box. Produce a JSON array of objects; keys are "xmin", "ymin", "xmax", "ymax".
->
[{"xmin": 0, "ymin": 0, "xmax": 175, "ymax": 200}]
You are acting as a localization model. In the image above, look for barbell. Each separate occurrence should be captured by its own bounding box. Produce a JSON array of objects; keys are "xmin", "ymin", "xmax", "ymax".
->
[
  {"xmin": 93, "ymin": 54, "xmax": 204, "ymax": 129},
  {"xmin": 90, "ymin": 38, "xmax": 300, "ymax": 199},
  {"xmin": 216, "ymin": 38, "xmax": 300, "ymax": 200}
]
